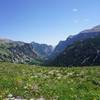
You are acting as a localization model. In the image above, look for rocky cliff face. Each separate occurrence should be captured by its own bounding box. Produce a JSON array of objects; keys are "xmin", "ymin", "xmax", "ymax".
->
[
  {"xmin": 31, "ymin": 42, "xmax": 53, "ymax": 59},
  {"xmin": 0, "ymin": 40, "xmax": 38, "ymax": 63}
]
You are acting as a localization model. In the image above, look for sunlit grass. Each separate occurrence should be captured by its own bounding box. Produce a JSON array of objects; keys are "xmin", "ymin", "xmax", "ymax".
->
[{"xmin": 0, "ymin": 62, "xmax": 100, "ymax": 99}]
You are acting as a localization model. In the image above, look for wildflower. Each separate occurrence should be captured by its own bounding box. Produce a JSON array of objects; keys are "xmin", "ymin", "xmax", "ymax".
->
[
  {"xmin": 57, "ymin": 76, "xmax": 61, "ymax": 79},
  {"xmin": 30, "ymin": 98, "xmax": 35, "ymax": 100},
  {"xmin": 48, "ymin": 71, "xmax": 54, "ymax": 75},
  {"xmin": 24, "ymin": 86, "xmax": 28, "ymax": 89},
  {"xmin": 57, "ymin": 73, "xmax": 62, "ymax": 77},
  {"xmin": 70, "ymin": 88, "xmax": 74, "ymax": 91},
  {"xmin": 34, "ymin": 75, "xmax": 38, "ymax": 78},
  {"xmin": 37, "ymin": 96, "xmax": 45, "ymax": 100},
  {"xmin": 8, "ymin": 94, "xmax": 13, "ymax": 98},
  {"xmin": 67, "ymin": 72, "xmax": 74, "ymax": 76},
  {"xmin": 70, "ymin": 79, "xmax": 73, "ymax": 82}
]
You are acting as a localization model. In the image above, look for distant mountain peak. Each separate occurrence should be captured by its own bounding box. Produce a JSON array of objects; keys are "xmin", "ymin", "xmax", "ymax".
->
[
  {"xmin": 81, "ymin": 25, "xmax": 100, "ymax": 33},
  {"xmin": 0, "ymin": 38, "xmax": 13, "ymax": 43},
  {"xmin": 31, "ymin": 42, "xmax": 53, "ymax": 59},
  {"xmin": 67, "ymin": 35, "xmax": 74, "ymax": 40},
  {"xmin": 93, "ymin": 25, "xmax": 100, "ymax": 30},
  {"xmin": 49, "ymin": 25, "xmax": 100, "ymax": 62}
]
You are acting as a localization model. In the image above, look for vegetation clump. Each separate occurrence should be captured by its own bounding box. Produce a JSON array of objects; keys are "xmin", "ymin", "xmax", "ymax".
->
[{"xmin": 0, "ymin": 62, "xmax": 100, "ymax": 99}]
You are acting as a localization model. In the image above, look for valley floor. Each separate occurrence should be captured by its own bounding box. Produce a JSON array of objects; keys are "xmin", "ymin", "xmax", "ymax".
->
[{"xmin": 0, "ymin": 62, "xmax": 100, "ymax": 100}]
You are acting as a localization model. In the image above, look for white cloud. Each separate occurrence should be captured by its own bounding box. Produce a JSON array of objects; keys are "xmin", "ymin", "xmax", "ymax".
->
[{"xmin": 72, "ymin": 8, "xmax": 78, "ymax": 12}]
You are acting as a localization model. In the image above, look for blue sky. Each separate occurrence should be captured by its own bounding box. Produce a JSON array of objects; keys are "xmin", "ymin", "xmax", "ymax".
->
[{"xmin": 0, "ymin": 0, "xmax": 100, "ymax": 46}]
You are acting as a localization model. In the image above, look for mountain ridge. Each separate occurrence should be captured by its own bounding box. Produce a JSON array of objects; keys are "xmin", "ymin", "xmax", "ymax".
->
[
  {"xmin": 48, "ymin": 25, "xmax": 100, "ymax": 66},
  {"xmin": 49, "ymin": 25, "xmax": 100, "ymax": 61},
  {"xmin": 31, "ymin": 42, "xmax": 53, "ymax": 59},
  {"xmin": 0, "ymin": 39, "xmax": 53, "ymax": 64},
  {"xmin": 0, "ymin": 40, "xmax": 39, "ymax": 64},
  {"xmin": 1, "ymin": 25, "xmax": 100, "ymax": 66},
  {"xmin": 49, "ymin": 36, "xmax": 100, "ymax": 66}
]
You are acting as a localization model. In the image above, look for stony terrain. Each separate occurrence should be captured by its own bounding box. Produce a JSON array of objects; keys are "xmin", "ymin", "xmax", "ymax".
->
[
  {"xmin": 31, "ymin": 42, "xmax": 53, "ymax": 59},
  {"xmin": 0, "ymin": 40, "xmax": 39, "ymax": 64}
]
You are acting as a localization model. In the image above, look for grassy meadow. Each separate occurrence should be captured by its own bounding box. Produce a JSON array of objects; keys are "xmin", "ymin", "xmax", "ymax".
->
[{"xmin": 0, "ymin": 62, "xmax": 100, "ymax": 100}]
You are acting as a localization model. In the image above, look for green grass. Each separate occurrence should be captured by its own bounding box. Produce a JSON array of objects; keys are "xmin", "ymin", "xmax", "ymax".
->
[{"xmin": 0, "ymin": 62, "xmax": 100, "ymax": 100}]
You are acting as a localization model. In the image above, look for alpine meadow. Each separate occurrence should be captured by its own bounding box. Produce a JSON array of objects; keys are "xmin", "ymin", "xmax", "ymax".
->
[{"xmin": 0, "ymin": 0, "xmax": 100, "ymax": 100}]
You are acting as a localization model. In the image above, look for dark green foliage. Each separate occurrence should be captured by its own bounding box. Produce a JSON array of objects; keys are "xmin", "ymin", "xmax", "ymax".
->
[
  {"xmin": 50, "ymin": 36, "xmax": 100, "ymax": 66},
  {"xmin": 29, "ymin": 58, "xmax": 43, "ymax": 65}
]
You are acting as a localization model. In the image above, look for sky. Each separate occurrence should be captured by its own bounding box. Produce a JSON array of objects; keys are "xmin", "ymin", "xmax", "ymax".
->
[{"xmin": 0, "ymin": 0, "xmax": 100, "ymax": 46}]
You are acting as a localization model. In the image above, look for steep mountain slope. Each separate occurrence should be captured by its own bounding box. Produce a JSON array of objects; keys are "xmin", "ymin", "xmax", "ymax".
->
[
  {"xmin": 49, "ymin": 36, "xmax": 100, "ymax": 66},
  {"xmin": 0, "ymin": 39, "xmax": 38, "ymax": 64},
  {"xmin": 49, "ymin": 25, "xmax": 100, "ymax": 60},
  {"xmin": 31, "ymin": 42, "xmax": 53, "ymax": 59}
]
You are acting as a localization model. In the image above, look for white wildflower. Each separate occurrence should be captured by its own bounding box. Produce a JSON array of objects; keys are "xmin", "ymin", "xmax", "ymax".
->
[
  {"xmin": 37, "ymin": 96, "xmax": 45, "ymax": 100},
  {"xmin": 67, "ymin": 72, "xmax": 74, "ymax": 76},
  {"xmin": 8, "ymin": 94, "xmax": 13, "ymax": 98},
  {"xmin": 30, "ymin": 98, "xmax": 35, "ymax": 100}
]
